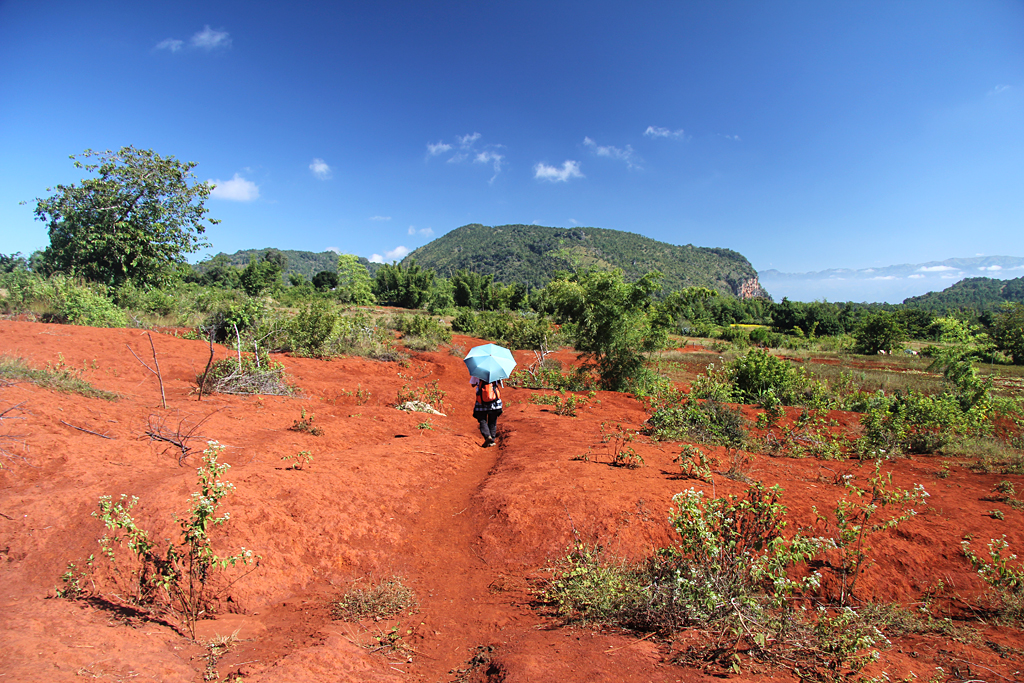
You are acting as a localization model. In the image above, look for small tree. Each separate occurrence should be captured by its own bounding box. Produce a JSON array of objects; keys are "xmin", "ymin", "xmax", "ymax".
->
[
  {"xmin": 336, "ymin": 254, "xmax": 375, "ymax": 305},
  {"xmin": 993, "ymin": 302, "xmax": 1024, "ymax": 365},
  {"xmin": 854, "ymin": 311, "xmax": 907, "ymax": 355},
  {"xmin": 34, "ymin": 147, "xmax": 217, "ymax": 287},
  {"xmin": 546, "ymin": 268, "xmax": 673, "ymax": 391}
]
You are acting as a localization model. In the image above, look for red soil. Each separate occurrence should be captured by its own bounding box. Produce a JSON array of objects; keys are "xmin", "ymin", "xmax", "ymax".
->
[{"xmin": 0, "ymin": 321, "xmax": 1022, "ymax": 682}]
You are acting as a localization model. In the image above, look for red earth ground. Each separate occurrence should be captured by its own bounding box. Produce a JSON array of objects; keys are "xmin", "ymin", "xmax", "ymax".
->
[{"xmin": 0, "ymin": 320, "xmax": 1022, "ymax": 682}]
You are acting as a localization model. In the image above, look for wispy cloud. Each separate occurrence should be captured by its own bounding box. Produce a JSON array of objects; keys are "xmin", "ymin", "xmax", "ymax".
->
[
  {"xmin": 408, "ymin": 225, "xmax": 434, "ymax": 237},
  {"xmin": 309, "ymin": 158, "xmax": 332, "ymax": 180},
  {"xmin": 908, "ymin": 274, "xmax": 925, "ymax": 279},
  {"xmin": 583, "ymin": 137, "xmax": 640, "ymax": 169},
  {"xmin": 155, "ymin": 38, "xmax": 184, "ymax": 52},
  {"xmin": 427, "ymin": 133, "xmax": 505, "ymax": 181},
  {"xmin": 208, "ymin": 173, "xmax": 259, "ymax": 201},
  {"xmin": 917, "ymin": 265, "xmax": 958, "ymax": 272},
  {"xmin": 534, "ymin": 160, "xmax": 583, "ymax": 182},
  {"xmin": 370, "ymin": 246, "xmax": 410, "ymax": 263},
  {"xmin": 370, "ymin": 215, "xmax": 392, "ymax": 221},
  {"xmin": 326, "ymin": 246, "xmax": 341, "ymax": 254},
  {"xmin": 990, "ymin": 84, "xmax": 1013, "ymax": 95},
  {"xmin": 644, "ymin": 125, "xmax": 686, "ymax": 139},
  {"xmin": 979, "ymin": 265, "xmax": 1003, "ymax": 271},
  {"xmin": 474, "ymin": 150, "xmax": 505, "ymax": 183},
  {"xmin": 427, "ymin": 141, "xmax": 452, "ymax": 156},
  {"xmin": 721, "ymin": 134, "xmax": 741, "ymax": 142},
  {"xmin": 156, "ymin": 26, "xmax": 231, "ymax": 53},
  {"xmin": 192, "ymin": 25, "xmax": 231, "ymax": 50}
]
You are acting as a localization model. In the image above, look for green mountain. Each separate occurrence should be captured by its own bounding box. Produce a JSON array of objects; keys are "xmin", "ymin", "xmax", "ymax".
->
[
  {"xmin": 902, "ymin": 276, "xmax": 1024, "ymax": 311},
  {"xmin": 404, "ymin": 224, "xmax": 766, "ymax": 298},
  {"xmin": 207, "ymin": 249, "xmax": 381, "ymax": 279}
]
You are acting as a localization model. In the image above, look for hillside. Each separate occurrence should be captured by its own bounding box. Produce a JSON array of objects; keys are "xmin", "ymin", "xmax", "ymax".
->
[
  {"xmin": 902, "ymin": 275, "xmax": 1024, "ymax": 311},
  {"xmin": 211, "ymin": 249, "xmax": 381, "ymax": 279},
  {"xmin": 404, "ymin": 223, "xmax": 767, "ymax": 298}
]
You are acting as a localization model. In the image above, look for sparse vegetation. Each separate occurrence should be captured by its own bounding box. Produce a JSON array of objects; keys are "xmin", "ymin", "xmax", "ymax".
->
[
  {"xmin": 0, "ymin": 354, "xmax": 118, "ymax": 400},
  {"xmin": 332, "ymin": 576, "xmax": 417, "ymax": 621}
]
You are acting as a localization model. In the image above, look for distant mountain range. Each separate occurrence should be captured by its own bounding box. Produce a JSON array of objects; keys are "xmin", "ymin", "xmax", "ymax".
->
[{"xmin": 759, "ymin": 255, "xmax": 1024, "ymax": 303}]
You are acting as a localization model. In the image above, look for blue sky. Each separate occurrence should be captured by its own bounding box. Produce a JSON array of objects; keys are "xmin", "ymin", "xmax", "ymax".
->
[{"xmin": 2, "ymin": 1, "xmax": 1022, "ymax": 288}]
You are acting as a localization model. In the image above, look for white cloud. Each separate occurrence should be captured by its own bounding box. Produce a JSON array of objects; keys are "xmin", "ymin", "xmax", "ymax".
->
[
  {"xmin": 534, "ymin": 160, "xmax": 583, "ymax": 182},
  {"xmin": 568, "ymin": 219, "xmax": 578, "ymax": 225},
  {"xmin": 871, "ymin": 276, "xmax": 898, "ymax": 281},
  {"xmin": 370, "ymin": 215, "xmax": 392, "ymax": 221},
  {"xmin": 1011, "ymin": 265, "xmax": 1024, "ymax": 271},
  {"xmin": 474, "ymin": 150, "xmax": 504, "ymax": 183},
  {"xmin": 309, "ymin": 158, "xmax": 332, "ymax": 180},
  {"xmin": 192, "ymin": 25, "xmax": 231, "ymax": 50},
  {"xmin": 909, "ymin": 274, "xmax": 925, "ymax": 279},
  {"xmin": 457, "ymin": 132, "xmax": 481, "ymax": 147},
  {"xmin": 369, "ymin": 246, "xmax": 410, "ymax": 263},
  {"xmin": 407, "ymin": 226, "xmax": 434, "ymax": 237},
  {"xmin": 722, "ymin": 134, "xmax": 741, "ymax": 142},
  {"xmin": 917, "ymin": 265, "xmax": 958, "ymax": 272},
  {"xmin": 208, "ymin": 173, "xmax": 259, "ymax": 201},
  {"xmin": 427, "ymin": 141, "xmax": 452, "ymax": 156},
  {"xmin": 155, "ymin": 38, "xmax": 184, "ymax": 52},
  {"xmin": 583, "ymin": 137, "xmax": 640, "ymax": 169},
  {"xmin": 644, "ymin": 125, "xmax": 685, "ymax": 139},
  {"xmin": 990, "ymin": 84, "xmax": 1012, "ymax": 95},
  {"xmin": 979, "ymin": 265, "xmax": 1003, "ymax": 271},
  {"xmin": 326, "ymin": 247, "xmax": 341, "ymax": 254},
  {"xmin": 941, "ymin": 274, "xmax": 960, "ymax": 279}
]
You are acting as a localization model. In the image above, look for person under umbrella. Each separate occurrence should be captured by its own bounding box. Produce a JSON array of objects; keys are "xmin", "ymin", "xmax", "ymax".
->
[{"xmin": 463, "ymin": 344, "xmax": 516, "ymax": 448}]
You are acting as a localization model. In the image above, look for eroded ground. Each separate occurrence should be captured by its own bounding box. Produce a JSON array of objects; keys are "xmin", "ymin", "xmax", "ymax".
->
[{"xmin": 0, "ymin": 320, "xmax": 1022, "ymax": 682}]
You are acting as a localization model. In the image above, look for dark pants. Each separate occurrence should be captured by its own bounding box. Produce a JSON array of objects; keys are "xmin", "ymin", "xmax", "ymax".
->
[{"xmin": 475, "ymin": 410, "xmax": 500, "ymax": 440}]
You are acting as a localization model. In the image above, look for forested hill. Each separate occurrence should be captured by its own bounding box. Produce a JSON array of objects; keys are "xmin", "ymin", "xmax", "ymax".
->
[
  {"xmin": 902, "ymin": 276, "xmax": 1024, "ymax": 311},
  {"xmin": 404, "ymin": 224, "xmax": 766, "ymax": 298},
  {"xmin": 211, "ymin": 249, "xmax": 381, "ymax": 279}
]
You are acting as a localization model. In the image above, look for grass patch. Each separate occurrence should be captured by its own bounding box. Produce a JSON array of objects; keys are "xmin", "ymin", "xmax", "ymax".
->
[
  {"xmin": 332, "ymin": 576, "xmax": 417, "ymax": 621},
  {"xmin": 0, "ymin": 355, "xmax": 117, "ymax": 400}
]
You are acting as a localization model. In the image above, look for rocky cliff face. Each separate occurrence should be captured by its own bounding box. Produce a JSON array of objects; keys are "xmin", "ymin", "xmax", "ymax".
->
[{"xmin": 737, "ymin": 276, "xmax": 770, "ymax": 300}]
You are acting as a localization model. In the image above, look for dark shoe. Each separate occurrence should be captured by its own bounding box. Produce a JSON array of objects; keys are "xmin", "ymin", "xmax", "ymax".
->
[{"xmin": 483, "ymin": 437, "xmax": 495, "ymax": 448}]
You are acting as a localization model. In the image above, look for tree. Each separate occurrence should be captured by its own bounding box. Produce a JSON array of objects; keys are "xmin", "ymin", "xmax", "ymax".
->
[
  {"xmin": 854, "ymin": 311, "xmax": 907, "ymax": 355},
  {"xmin": 992, "ymin": 302, "xmax": 1024, "ymax": 364},
  {"xmin": 34, "ymin": 146, "xmax": 217, "ymax": 287},
  {"xmin": 312, "ymin": 270, "xmax": 339, "ymax": 291},
  {"xmin": 239, "ymin": 253, "xmax": 283, "ymax": 296},
  {"xmin": 546, "ymin": 268, "xmax": 673, "ymax": 391},
  {"xmin": 336, "ymin": 254, "xmax": 375, "ymax": 305},
  {"xmin": 372, "ymin": 260, "xmax": 433, "ymax": 308}
]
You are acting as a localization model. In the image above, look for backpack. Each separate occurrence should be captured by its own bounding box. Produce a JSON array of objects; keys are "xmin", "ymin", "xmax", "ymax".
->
[{"xmin": 477, "ymin": 381, "xmax": 500, "ymax": 403}]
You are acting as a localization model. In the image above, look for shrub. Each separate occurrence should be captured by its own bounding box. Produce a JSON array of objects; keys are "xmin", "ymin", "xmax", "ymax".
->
[
  {"xmin": 645, "ymin": 398, "xmax": 747, "ymax": 447},
  {"xmin": 52, "ymin": 276, "xmax": 128, "ymax": 327},
  {"xmin": 389, "ymin": 313, "xmax": 452, "ymax": 351},
  {"xmin": 197, "ymin": 353, "xmax": 293, "ymax": 396},
  {"xmin": 289, "ymin": 299, "xmax": 338, "ymax": 357},
  {"xmin": 728, "ymin": 349, "xmax": 806, "ymax": 404},
  {"xmin": 71, "ymin": 442, "xmax": 256, "ymax": 638}
]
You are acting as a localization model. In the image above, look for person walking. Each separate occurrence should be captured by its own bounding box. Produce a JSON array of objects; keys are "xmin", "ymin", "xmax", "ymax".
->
[
  {"xmin": 471, "ymin": 376, "xmax": 503, "ymax": 447},
  {"xmin": 463, "ymin": 343, "xmax": 516, "ymax": 448}
]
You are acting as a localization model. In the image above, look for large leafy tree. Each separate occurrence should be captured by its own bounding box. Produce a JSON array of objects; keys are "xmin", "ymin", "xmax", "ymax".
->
[
  {"xmin": 992, "ymin": 302, "xmax": 1024, "ymax": 364},
  {"xmin": 336, "ymin": 254, "xmax": 375, "ymax": 305},
  {"xmin": 34, "ymin": 146, "xmax": 217, "ymax": 287},
  {"xmin": 546, "ymin": 268, "xmax": 674, "ymax": 391}
]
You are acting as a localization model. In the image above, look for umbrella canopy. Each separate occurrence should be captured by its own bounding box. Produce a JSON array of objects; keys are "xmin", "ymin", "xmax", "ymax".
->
[{"xmin": 463, "ymin": 343, "xmax": 517, "ymax": 383}]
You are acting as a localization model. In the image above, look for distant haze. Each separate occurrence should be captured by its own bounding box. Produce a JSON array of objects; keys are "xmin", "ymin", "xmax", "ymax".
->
[{"xmin": 759, "ymin": 256, "xmax": 1024, "ymax": 303}]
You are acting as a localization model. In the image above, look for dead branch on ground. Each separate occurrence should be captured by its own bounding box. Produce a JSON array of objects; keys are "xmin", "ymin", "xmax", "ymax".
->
[{"xmin": 144, "ymin": 410, "xmax": 222, "ymax": 465}]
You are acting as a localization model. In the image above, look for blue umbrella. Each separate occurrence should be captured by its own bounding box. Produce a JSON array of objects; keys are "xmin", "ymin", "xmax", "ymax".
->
[{"xmin": 464, "ymin": 343, "xmax": 517, "ymax": 382}]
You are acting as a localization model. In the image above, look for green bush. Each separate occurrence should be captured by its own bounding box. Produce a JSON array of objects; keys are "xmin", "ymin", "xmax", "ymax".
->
[
  {"xmin": 51, "ymin": 276, "xmax": 128, "ymax": 327},
  {"xmin": 645, "ymin": 398, "xmax": 747, "ymax": 446},
  {"xmin": 197, "ymin": 353, "xmax": 293, "ymax": 396},
  {"xmin": 389, "ymin": 313, "xmax": 452, "ymax": 351},
  {"xmin": 289, "ymin": 299, "xmax": 338, "ymax": 357},
  {"xmin": 728, "ymin": 349, "xmax": 806, "ymax": 405}
]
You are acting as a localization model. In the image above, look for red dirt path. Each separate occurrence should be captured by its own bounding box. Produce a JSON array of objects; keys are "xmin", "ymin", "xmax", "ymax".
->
[{"xmin": 0, "ymin": 321, "xmax": 1022, "ymax": 682}]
